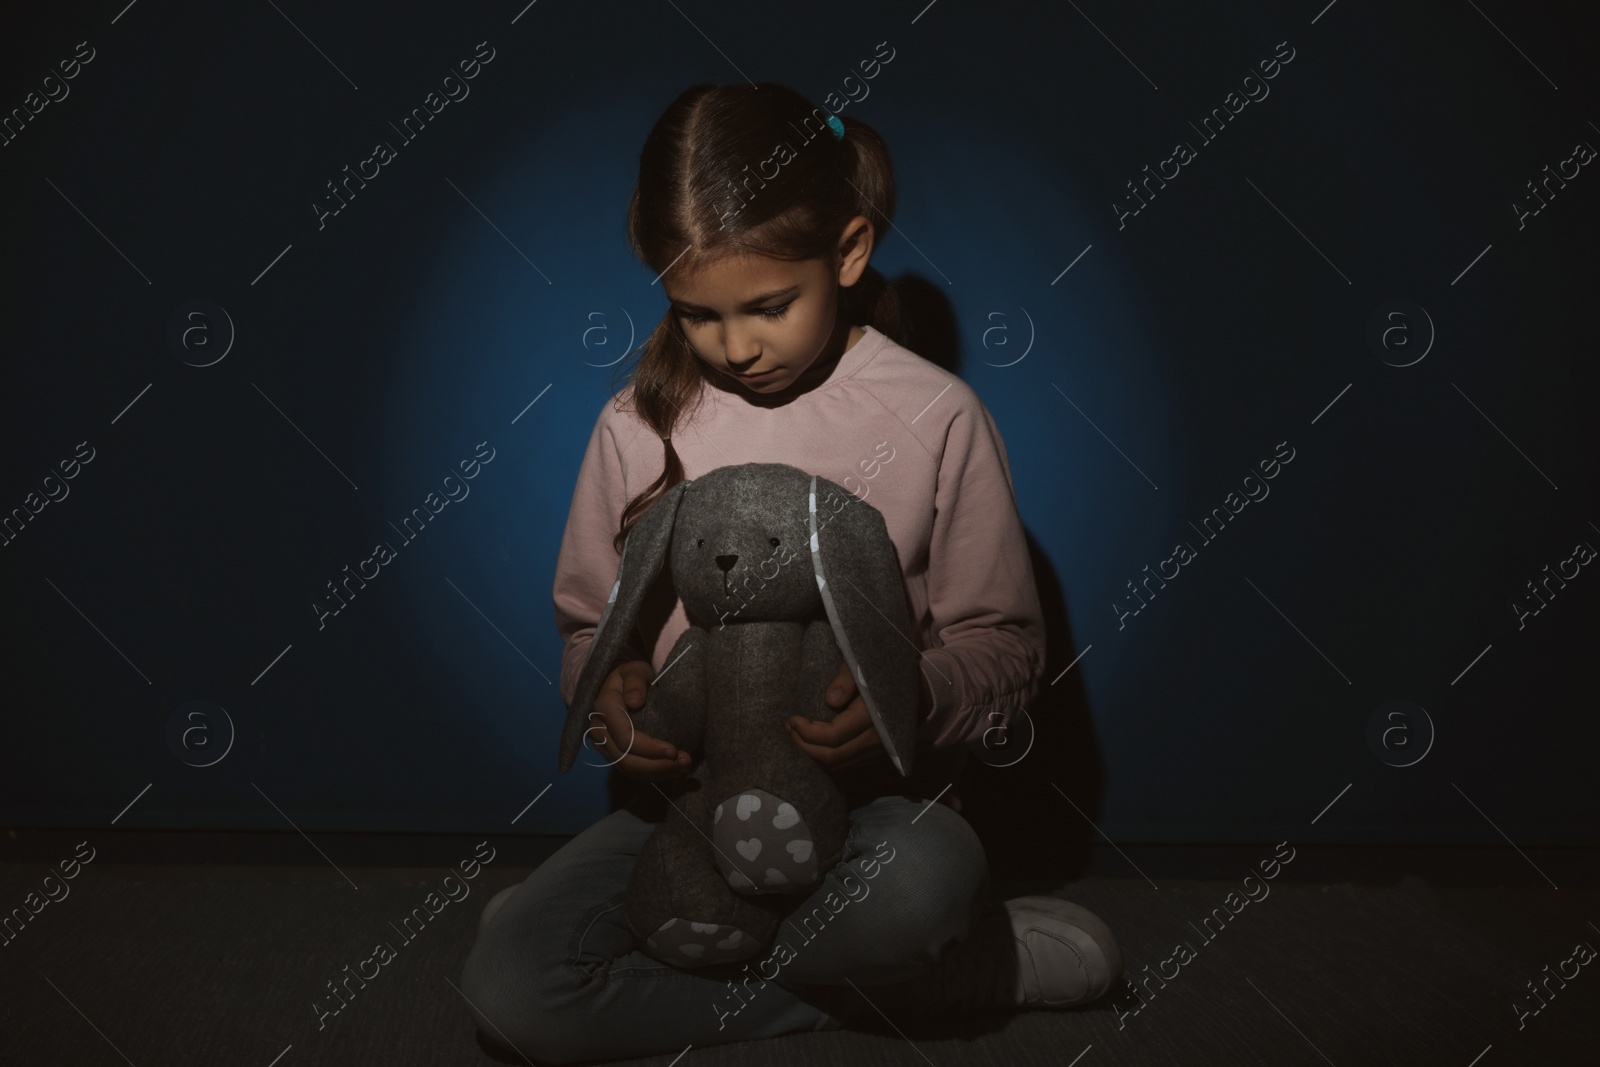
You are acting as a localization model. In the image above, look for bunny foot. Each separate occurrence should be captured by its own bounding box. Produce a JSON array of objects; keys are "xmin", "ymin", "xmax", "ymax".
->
[
  {"xmin": 712, "ymin": 788, "xmax": 820, "ymax": 894},
  {"xmin": 645, "ymin": 917, "xmax": 764, "ymax": 966}
]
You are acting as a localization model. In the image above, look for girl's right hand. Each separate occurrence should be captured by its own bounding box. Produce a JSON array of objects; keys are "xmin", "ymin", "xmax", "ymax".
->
[{"xmin": 591, "ymin": 659, "xmax": 694, "ymax": 780}]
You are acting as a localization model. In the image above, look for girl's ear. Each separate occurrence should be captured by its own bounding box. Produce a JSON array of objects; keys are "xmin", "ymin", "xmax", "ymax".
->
[
  {"xmin": 835, "ymin": 215, "xmax": 875, "ymax": 287},
  {"xmin": 806, "ymin": 474, "xmax": 919, "ymax": 776},
  {"xmin": 558, "ymin": 479, "xmax": 692, "ymax": 773}
]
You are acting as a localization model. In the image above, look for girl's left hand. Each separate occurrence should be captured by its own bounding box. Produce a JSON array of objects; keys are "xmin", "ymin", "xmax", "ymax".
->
[{"xmin": 788, "ymin": 660, "xmax": 931, "ymax": 771}]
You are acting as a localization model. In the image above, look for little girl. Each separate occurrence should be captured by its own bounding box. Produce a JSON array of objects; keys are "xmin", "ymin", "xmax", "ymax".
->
[{"xmin": 460, "ymin": 82, "xmax": 1121, "ymax": 1063}]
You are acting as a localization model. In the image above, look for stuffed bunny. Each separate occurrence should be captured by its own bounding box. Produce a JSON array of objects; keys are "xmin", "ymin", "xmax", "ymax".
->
[{"xmin": 557, "ymin": 462, "xmax": 922, "ymax": 968}]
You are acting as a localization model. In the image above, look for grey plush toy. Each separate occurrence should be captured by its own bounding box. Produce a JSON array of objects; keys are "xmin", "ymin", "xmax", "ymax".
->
[{"xmin": 557, "ymin": 462, "xmax": 922, "ymax": 967}]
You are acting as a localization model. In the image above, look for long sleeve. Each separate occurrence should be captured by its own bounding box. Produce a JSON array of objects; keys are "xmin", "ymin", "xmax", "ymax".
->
[
  {"xmin": 919, "ymin": 396, "xmax": 1048, "ymax": 750},
  {"xmin": 552, "ymin": 402, "xmax": 650, "ymax": 709}
]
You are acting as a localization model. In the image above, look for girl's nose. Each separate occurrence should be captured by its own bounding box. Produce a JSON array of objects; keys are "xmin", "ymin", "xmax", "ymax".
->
[{"xmin": 722, "ymin": 324, "xmax": 760, "ymax": 365}]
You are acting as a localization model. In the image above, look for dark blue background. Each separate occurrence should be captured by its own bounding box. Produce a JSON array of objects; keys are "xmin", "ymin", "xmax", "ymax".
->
[{"xmin": 2, "ymin": 0, "xmax": 1594, "ymax": 844}]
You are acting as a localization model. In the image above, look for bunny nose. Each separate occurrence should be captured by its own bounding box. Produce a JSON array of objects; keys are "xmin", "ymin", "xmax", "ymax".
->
[{"xmin": 715, "ymin": 554, "xmax": 739, "ymax": 572}]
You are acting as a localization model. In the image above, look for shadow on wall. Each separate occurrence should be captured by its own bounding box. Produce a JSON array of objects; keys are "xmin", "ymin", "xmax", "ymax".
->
[
  {"xmin": 590, "ymin": 275, "xmax": 1107, "ymax": 883},
  {"xmin": 960, "ymin": 529, "xmax": 1106, "ymax": 887},
  {"xmin": 894, "ymin": 273, "xmax": 962, "ymax": 374},
  {"xmin": 894, "ymin": 272, "xmax": 1108, "ymax": 885}
]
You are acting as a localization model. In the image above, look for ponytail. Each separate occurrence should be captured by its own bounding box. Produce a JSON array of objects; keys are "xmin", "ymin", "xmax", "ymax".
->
[{"xmin": 608, "ymin": 314, "xmax": 704, "ymax": 554}]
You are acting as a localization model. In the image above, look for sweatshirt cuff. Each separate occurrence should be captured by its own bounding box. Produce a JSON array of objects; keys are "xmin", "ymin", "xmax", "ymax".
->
[{"xmin": 918, "ymin": 648, "xmax": 961, "ymax": 741}]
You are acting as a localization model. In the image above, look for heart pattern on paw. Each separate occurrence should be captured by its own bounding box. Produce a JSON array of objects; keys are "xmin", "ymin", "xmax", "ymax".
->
[
  {"xmin": 642, "ymin": 916, "xmax": 758, "ymax": 967},
  {"xmin": 710, "ymin": 788, "xmax": 822, "ymax": 895}
]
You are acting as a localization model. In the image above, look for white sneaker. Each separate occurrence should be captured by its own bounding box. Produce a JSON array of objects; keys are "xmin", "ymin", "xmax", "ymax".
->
[
  {"xmin": 890, "ymin": 895, "xmax": 1123, "ymax": 1014},
  {"xmin": 1002, "ymin": 896, "xmax": 1122, "ymax": 1008}
]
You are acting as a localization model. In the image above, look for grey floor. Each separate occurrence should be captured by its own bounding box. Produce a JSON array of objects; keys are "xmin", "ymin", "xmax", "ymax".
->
[{"xmin": 1, "ymin": 858, "xmax": 1596, "ymax": 1066}]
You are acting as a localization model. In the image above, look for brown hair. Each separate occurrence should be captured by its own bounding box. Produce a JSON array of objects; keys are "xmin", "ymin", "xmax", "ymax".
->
[{"xmin": 610, "ymin": 83, "xmax": 905, "ymax": 553}]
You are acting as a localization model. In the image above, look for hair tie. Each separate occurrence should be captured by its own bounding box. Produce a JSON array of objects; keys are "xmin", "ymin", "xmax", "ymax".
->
[{"xmin": 825, "ymin": 114, "xmax": 845, "ymax": 140}]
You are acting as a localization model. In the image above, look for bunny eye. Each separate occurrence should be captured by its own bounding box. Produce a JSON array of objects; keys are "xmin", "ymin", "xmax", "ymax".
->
[
  {"xmin": 769, "ymin": 537, "xmax": 781, "ymax": 547},
  {"xmin": 697, "ymin": 538, "xmax": 705, "ymax": 548}
]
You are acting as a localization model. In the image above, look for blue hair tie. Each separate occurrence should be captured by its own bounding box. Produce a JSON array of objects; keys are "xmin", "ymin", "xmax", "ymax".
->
[{"xmin": 825, "ymin": 114, "xmax": 845, "ymax": 140}]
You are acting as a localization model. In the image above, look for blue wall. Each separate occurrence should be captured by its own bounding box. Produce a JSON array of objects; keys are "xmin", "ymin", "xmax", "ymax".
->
[{"xmin": 2, "ymin": 0, "xmax": 1594, "ymax": 844}]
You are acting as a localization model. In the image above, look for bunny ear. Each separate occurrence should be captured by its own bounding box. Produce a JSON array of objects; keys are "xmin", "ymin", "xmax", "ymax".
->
[
  {"xmin": 807, "ymin": 475, "xmax": 920, "ymax": 777},
  {"xmin": 558, "ymin": 479, "xmax": 692, "ymax": 773}
]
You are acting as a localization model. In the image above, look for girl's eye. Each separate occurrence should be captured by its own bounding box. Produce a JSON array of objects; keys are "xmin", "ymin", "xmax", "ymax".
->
[
  {"xmin": 678, "ymin": 305, "xmax": 789, "ymax": 325},
  {"xmin": 769, "ymin": 537, "xmax": 780, "ymax": 546}
]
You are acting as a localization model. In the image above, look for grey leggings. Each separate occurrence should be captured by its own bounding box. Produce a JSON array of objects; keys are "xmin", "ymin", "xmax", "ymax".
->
[{"xmin": 459, "ymin": 793, "xmax": 990, "ymax": 1064}]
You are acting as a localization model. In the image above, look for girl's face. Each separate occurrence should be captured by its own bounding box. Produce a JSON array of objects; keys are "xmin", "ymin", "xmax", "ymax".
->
[{"xmin": 664, "ymin": 217, "xmax": 874, "ymax": 400}]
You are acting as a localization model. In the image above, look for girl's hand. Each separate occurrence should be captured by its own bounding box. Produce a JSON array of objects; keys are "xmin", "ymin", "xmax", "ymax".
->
[
  {"xmin": 590, "ymin": 659, "xmax": 693, "ymax": 780},
  {"xmin": 787, "ymin": 661, "xmax": 889, "ymax": 771}
]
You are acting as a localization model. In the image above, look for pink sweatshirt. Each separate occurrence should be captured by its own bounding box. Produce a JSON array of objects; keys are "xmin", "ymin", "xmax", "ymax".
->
[{"xmin": 553, "ymin": 324, "xmax": 1047, "ymax": 757}]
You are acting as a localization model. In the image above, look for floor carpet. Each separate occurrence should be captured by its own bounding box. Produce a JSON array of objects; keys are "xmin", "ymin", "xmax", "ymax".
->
[{"xmin": 1, "ymin": 861, "xmax": 1595, "ymax": 1066}]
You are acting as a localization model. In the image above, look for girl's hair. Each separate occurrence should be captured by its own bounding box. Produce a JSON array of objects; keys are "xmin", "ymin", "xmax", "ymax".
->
[{"xmin": 611, "ymin": 82, "xmax": 904, "ymax": 553}]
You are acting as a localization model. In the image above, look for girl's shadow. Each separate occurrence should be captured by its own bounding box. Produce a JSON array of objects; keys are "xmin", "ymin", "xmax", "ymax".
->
[{"xmin": 898, "ymin": 273, "xmax": 1108, "ymax": 892}]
